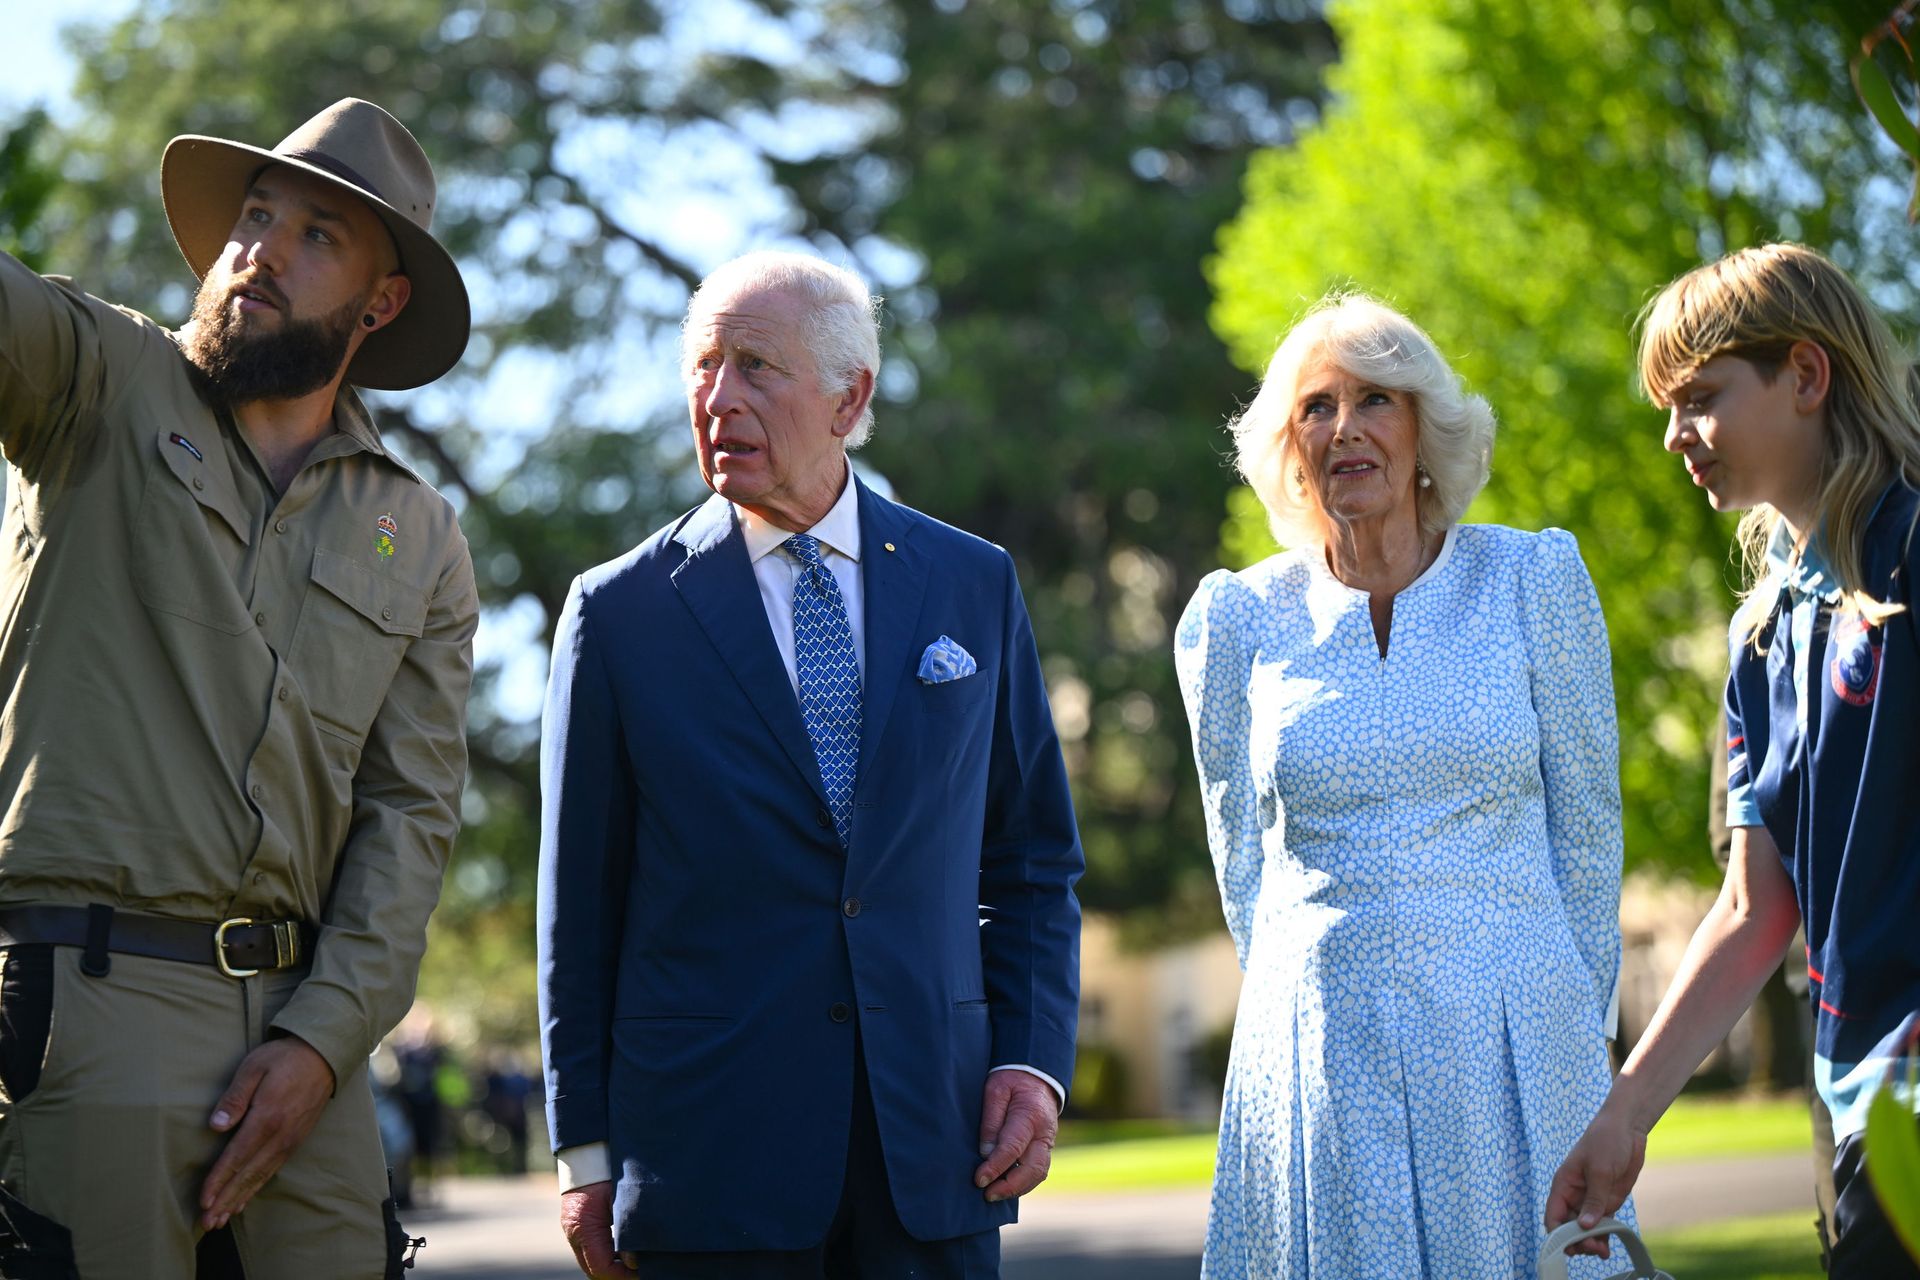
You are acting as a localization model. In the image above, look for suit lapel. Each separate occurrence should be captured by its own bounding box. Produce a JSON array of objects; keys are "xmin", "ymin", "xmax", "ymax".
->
[
  {"xmin": 671, "ymin": 495, "xmax": 831, "ymax": 807},
  {"xmin": 856, "ymin": 480, "xmax": 932, "ymax": 790}
]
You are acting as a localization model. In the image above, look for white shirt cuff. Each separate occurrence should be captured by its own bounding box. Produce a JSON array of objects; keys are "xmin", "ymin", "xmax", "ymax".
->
[
  {"xmin": 991, "ymin": 1063, "xmax": 1066, "ymax": 1112},
  {"xmin": 559, "ymin": 1065, "xmax": 1063, "ymax": 1191},
  {"xmin": 556, "ymin": 1142, "xmax": 612, "ymax": 1192}
]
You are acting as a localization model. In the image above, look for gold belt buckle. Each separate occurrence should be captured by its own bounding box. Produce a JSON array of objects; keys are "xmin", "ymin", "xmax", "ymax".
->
[{"xmin": 214, "ymin": 918, "xmax": 259, "ymax": 979}]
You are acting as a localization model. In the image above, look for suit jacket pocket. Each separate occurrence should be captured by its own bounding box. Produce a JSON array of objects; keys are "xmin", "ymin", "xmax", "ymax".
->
[
  {"xmin": 917, "ymin": 672, "xmax": 992, "ymax": 716},
  {"xmin": 0, "ymin": 945, "xmax": 53, "ymax": 1104}
]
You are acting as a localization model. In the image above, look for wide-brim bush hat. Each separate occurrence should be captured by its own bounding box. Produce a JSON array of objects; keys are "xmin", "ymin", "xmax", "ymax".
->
[{"xmin": 161, "ymin": 97, "xmax": 469, "ymax": 391}]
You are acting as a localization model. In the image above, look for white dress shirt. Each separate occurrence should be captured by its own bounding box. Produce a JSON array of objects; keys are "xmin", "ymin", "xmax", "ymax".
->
[{"xmin": 555, "ymin": 476, "xmax": 1062, "ymax": 1192}]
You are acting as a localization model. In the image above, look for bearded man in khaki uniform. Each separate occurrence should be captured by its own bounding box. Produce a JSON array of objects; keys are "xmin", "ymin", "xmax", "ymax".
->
[{"xmin": 0, "ymin": 99, "xmax": 478, "ymax": 1279}]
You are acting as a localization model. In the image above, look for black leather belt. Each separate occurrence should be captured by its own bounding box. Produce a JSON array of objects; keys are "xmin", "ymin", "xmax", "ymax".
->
[{"xmin": 0, "ymin": 905, "xmax": 314, "ymax": 979}]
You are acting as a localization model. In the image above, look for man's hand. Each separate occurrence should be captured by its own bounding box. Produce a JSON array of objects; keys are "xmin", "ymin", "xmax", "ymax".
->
[
  {"xmin": 561, "ymin": 1181, "xmax": 637, "ymax": 1278},
  {"xmin": 973, "ymin": 1071, "xmax": 1059, "ymax": 1203},
  {"xmin": 198, "ymin": 1036, "xmax": 336, "ymax": 1230},
  {"xmin": 1543, "ymin": 1102, "xmax": 1647, "ymax": 1259}
]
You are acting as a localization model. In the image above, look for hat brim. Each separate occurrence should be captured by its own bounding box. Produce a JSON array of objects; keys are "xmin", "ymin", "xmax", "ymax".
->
[{"xmin": 160, "ymin": 135, "xmax": 470, "ymax": 392}]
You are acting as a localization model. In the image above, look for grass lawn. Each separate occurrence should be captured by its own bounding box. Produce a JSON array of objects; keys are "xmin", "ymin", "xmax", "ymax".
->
[
  {"xmin": 1645, "ymin": 1092, "xmax": 1813, "ymax": 1164},
  {"xmin": 1042, "ymin": 1128, "xmax": 1217, "ymax": 1194},
  {"xmin": 1044, "ymin": 1092, "xmax": 1812, "ymax": 1195},
  {"xmin": 1642, "ymin": 1210, "xmax": 1825, "ymax": 1280}
]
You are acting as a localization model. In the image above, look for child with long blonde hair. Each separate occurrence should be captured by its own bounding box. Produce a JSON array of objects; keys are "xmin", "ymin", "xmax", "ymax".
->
[{"xmin": 1547, "ymin": 242, "xmax": 1920, "ymax": 1277}]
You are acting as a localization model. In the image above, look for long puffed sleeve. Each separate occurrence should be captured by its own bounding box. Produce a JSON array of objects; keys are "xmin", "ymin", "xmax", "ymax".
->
[
  {"xmin": 1175, "ymin": 569, "xmax": 1267, "ymax": 969},
  {"xmin": 1521, "ymin": 529, "xmax": 1624, "ymax": 1035}
]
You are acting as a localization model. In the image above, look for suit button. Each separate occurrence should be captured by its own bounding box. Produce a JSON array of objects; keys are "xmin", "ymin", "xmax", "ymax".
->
[
  {"xmin": 842, "ymin": 897, "xmax": 861, "ymax": 918},
  {"xmin": 829, "ymin": 1002, "xmax": 851, "ymax": 1023},
  {"xmin": 815, "ymin": 809, "xmax": 832, "ymax": 829}
]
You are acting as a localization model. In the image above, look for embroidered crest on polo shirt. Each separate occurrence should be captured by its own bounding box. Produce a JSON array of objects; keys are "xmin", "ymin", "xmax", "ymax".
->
[
  {"xmin": 168, "ymin": 433, "xmax": 204, "ymax": 462},
  {"xmin": 374, "ymin": 513, "xmax": 399, "ymax": 561},
  {"xmin": 1830, "ymin": 614, "xmax": 1881, "ymax": 707}
]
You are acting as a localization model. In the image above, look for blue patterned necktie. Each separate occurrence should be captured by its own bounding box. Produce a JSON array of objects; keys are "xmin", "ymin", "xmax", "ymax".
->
[{"xmin": 785, "ymin": 533, "xmax": 861, "ymax": 845}]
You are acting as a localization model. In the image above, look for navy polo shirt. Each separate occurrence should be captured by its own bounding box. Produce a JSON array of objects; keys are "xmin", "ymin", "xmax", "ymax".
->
[{"xmin": 1725, "ymin": 481, "xmax": 1920, "ymax": 1139}]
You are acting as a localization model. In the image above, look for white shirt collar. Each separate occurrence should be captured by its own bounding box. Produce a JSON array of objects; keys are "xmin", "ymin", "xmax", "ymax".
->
[{"xmin": 738, "ymin": 468, "xmax": 863, "ymax": 565}]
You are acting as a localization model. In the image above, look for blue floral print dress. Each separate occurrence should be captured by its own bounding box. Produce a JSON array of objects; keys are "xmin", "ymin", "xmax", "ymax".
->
[{"xmin": 1175, "ymin": 524, "xmax": 1632, "ymax": 1279}]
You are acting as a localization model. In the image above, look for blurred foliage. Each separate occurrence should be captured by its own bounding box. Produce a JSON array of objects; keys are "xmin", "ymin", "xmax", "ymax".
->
[
  {"xmin": 1865, "ymin": 1048, "xmax": 1920, "ymax": 1261},
  {"xmin": 27, "ymin": 0, "xmax": 1339, "ymax": 1043},
  {"xmin": 1852, "ymin": 2, "xmax": 1920, "ymax": 216},
  {"xmin": 1210, "ymin": 0, "xmax": 1920, "ymax": 880},
  {"xmin": 1191, "ymin": 1018, "xmax": 1234, "ymax": 1097},
  {"xmin": 0, "ymin": 108, "xmax": 57, "ymax": 271},
  {"xmin": 1062, "ymin": 1040, "xmax": 1132, "ymax": 1120}
]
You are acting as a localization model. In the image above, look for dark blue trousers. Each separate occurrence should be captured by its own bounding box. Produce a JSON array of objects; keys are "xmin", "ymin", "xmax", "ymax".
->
[{"xmin": 631, "ymin": 1038, "xmax": 1000, "ymax": 1279}]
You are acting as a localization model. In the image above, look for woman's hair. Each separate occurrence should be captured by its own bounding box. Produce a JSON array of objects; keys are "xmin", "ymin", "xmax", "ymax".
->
[
  {"xmin": 682, "ymin": 250, "xmax": 883, "ymax": 447},
  {"xmin": 1637, "ymin": 242, "xmax": 1920, "ymax": 640},
  {"xmin": 1228, "ymin": 292, "xmax": 1494, "ymax": 548}
]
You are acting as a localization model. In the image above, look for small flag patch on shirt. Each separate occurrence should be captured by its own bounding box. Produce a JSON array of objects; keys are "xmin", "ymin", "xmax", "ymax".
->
[{"xmin": 168, "ymin": 433, "xmax": 204, "ymax": 461}]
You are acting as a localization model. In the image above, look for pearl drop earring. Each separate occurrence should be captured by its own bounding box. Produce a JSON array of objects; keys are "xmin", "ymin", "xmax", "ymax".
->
[{"xmin": 1417, "ymin": 462, "xmax": 1432, "ymax": 489}]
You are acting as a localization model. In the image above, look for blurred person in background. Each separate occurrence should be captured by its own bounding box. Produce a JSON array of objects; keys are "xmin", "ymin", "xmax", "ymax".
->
[
  {"xmin": 481, "ymin": 1050, "xmax": 536, "ymax": 1175},
  {"xmin": 1549, "ymin": 243, "xmax": 1920, "ymax": 1279},
  {"xmin": 1177, "ymin": 293, "xmax": 1628, "ymax": 1277}
]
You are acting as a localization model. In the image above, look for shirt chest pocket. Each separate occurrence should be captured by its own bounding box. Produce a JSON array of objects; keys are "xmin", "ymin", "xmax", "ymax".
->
[
  {"xmin": 130, "ymin": 430, "xmax": 255, "ymax": 634},
  {"xmin": 289, "ymin": 547, "xmax": 427, "ymax": 748}
]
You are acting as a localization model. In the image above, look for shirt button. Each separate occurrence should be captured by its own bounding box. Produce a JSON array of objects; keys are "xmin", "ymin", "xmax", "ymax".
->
[
  {"xmin": 842, "ymin": 897, "xmax": 861, "ymax": 918},
  {"xmin": 829, "ymin": 1002, "xmax": 851, "ymax": 1024},
  {"xmin": 815, "ymin": 808, "xmax": 832, "ymax": 829},
  {"xmin": 192, "ymin": 476, "xmax": 205, "ymax": 491},
  {"xmin": 276, "ymin": 687, "xmax": 289, "ymax": 702},
  {"xmin": 254, "ymin": 873, "xmax": 267, "ymax": 886},
  {"xmin": 254, "ymin": 611, "xmax": 267, "ymax": 627},
  {"xmin": 249, "ymin": 783, "xmax": 264, "ymax": 801},
  {"xmin": 381, "ymin": 607, "xmax": 393, "ymax": 622},
  {"xmin": 274, "ymin": 519, "xmax": 288, "ymax": 534}
]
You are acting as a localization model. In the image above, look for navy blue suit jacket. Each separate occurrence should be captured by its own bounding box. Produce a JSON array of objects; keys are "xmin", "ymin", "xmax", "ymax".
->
[{"xmin": 537, "ymin": 479, "xmax": 1084, "ymax": 1250}]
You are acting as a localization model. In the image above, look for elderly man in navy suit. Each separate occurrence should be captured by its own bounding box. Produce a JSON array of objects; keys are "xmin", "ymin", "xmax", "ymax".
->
[{"xmin": 537, "ymin": 250, "xmax": 1084, "ymax": 1278}]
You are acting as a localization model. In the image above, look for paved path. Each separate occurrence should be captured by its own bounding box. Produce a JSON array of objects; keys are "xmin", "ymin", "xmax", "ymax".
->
[{"xmin": 405, "ymin": 1150, "xmax": 1815, "ymax": 1278}]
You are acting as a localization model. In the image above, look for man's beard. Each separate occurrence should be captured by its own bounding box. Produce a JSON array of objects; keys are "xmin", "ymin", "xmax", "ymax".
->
[{"xmin": 179, "ymin": 276, "xmax": 362, "ymax": 407}]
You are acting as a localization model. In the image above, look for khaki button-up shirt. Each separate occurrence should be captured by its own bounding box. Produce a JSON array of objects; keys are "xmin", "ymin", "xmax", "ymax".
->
[{"xmin": 0, "ymin": 253, "xmax": 477, "ymax": 1083}]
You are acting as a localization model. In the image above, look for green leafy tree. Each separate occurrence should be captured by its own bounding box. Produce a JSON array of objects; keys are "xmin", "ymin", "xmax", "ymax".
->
[
  {"xmin": 0, "ymin": 108, "xmax": 57, "ymax": 271},
  {"xmin": 1210, "ymin": 0, "xmax": 1912, "ymax": 876},
  {"xmin": 786, "ymin": 0, "xmax": 1337, "ymax": 937}
]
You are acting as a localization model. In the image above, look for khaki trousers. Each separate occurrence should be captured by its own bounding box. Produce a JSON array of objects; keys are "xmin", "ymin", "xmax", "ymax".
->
[{"xmin": 0, "ymin": 946, "xmax": 393, "ymax": 1280}]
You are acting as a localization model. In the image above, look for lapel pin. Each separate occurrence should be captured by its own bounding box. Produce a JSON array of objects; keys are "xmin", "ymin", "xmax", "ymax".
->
[{"xmin": 884, "ymin": 542, "xmax": 895, "ymax": 552}]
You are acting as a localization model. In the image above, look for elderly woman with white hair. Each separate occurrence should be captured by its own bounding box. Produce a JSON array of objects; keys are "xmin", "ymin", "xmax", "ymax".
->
[{"xmin": 1175, "ymin": 294, "xmax": 1631, "ymax": 1278}]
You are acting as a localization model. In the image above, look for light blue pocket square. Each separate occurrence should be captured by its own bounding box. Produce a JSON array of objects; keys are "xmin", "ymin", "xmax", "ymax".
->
[{"xmin": 917, "ymin": 635, "xmax": 978, "ymax": 684}]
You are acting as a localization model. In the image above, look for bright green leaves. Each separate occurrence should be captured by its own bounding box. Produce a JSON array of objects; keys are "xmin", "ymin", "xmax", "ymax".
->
[{"xmin": 1866, "ymin": 1051, "xmax": 1920, "ymax": 1265}]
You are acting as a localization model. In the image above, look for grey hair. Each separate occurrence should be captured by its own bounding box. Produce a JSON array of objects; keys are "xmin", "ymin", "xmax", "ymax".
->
[
  {"xmin": 1229, "ymin": 292, "xmax": 1494, "ymax": 547},
  {"xmin": 682, "ymin": 250, "xmax": 883, "ymax": 447}
]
